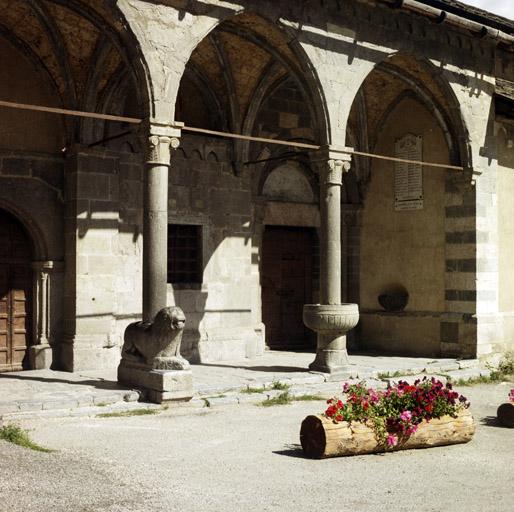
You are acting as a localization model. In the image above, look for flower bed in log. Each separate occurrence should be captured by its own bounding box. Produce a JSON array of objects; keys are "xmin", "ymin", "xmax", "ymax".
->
[{"xmin": 300, "ymin": 378, "xmax": 475, "ymax": 458}]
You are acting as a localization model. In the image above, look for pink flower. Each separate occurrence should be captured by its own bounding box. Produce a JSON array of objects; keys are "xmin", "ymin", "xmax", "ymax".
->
[
  {"xmin": 406, "ymin": 425, "xmax": 418, "ymax": 435},
  {"xmin": 386, "ymin": 434, "xmax": 398, "ymax": 447},
  {"xmin": 509, "ymin": 389, "xmax": 514, "ymax": 403},
  {"xmin": 369, "ymin": 389, "xmax": 380, "ymax": 403},
  {"xmin": 400, "ymin": 410, "xmax": 412, "ymax": 422}
]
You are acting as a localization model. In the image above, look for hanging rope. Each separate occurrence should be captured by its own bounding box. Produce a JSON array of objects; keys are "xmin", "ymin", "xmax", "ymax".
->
[{"xmin": 0, "ymin": 99, "xmax": 464, "ymax": 171}]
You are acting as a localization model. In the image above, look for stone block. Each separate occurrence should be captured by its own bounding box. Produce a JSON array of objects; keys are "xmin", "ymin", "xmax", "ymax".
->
[
  {"xmin": 440, "ymin": 322, "xmax": 459, "ymax": 343},
  {"xmin": 457, "ymin": 359, "xmax": 479, "ymax": 369},
  {"xmin": 118, "ymin": 362, "xmax": 193, "ymax": 404},
  {"xmin": 17, "ymin": 400, "xmax": 44, "ymax": 412},
  {"xmin": 32, "ymin": 159, "xmax": 64, "ymax": 189},
  {"xmin": 2, "ymin": 157, "xmax": 31, "ymax": 176},
  {"xmin": 78, "ymin": 154, "xmax": 118, "ymax": 175},
  {"xmin": 61, "ymin": 344, "xmax": 120, "ymax": 371},
  {"xmin": 76, "ymin": 173, "xmax": 110, "ymax": 200},
  {"xmin": 29, "ymin": 344, "xmax": 53, "ymax": 370},
  {"xmin": 441, "ymin": 342, "xmax": 462, "ymax": 357},
  {"xmin": 42, "ymin": 399, "xmax": 79, "ymax": 411}
]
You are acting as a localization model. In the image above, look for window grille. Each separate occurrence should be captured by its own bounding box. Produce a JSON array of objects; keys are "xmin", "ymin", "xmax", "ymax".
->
[{"xmin": 167, "ymin": 224, "xmax": 202, "ymax": 284}]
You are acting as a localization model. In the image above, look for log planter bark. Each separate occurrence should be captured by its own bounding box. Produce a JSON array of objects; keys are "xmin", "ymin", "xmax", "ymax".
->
[
  {"xmin": 497, "ymin": 403, "xmax": 514, "ymax": 428},
  {"xmin": 300, "ymin": 409, "xmax": 475, "ymax": 458}
]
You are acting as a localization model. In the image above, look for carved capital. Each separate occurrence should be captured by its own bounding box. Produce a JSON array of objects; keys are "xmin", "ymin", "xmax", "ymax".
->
[
  {"xmin": 310, "ymin": 145, "xmax": 353, "ymax": 186},
  {"xmin": 141, "ymin": 120, "xmax": 183, "ymax": 166},
  {"xmin": 324, "ymin": 159, "xmax": 352, "ymax": 185},
  {"xmin": 146, "ymin": 135, "xmax": 173, "ymax": 165}
]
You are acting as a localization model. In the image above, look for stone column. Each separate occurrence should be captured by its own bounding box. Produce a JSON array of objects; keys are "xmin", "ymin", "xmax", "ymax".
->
[
  {"xmin": 118, "ymin": 122, "xmax": 193, "ymax": 404},
  {"xmin": 303, "ymin": 146, "xmax": 359, "ymax": 374},
  {"xmin": 142, "ymin": 122, "xmax": 182, "ymax": 322}
]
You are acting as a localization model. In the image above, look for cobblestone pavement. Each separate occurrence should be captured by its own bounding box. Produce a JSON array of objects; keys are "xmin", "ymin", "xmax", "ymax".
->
[{"xmin": 0, "ymin": 351, "xmax": 491, "ymax": 421}]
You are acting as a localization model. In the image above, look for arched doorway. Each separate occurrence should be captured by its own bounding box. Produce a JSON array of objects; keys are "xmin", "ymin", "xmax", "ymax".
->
[{"xmin": 0, "ymin": 209, "xmax": 33, "ymax": 371}]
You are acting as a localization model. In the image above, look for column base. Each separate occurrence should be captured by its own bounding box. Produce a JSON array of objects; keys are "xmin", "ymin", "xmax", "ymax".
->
[
  {"xmin": 303, "ymin": 303, "xmax": 359, "ymax": 374},
  {"xmin": 29, "ymin": 343, "xmax": 53, "ymax": 370},
  {"xmin": 309, "ymin": 337, "xmax": 351, "ymax": 374},
  {"xmin": 118, "ymin": 360, "xmax": 193, "ymax": 404}
]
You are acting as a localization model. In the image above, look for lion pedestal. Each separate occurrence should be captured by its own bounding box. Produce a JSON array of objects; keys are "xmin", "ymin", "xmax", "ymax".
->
[{"xmin": 117, "ymin": 306, "xmax": 193, "ymax": 404}]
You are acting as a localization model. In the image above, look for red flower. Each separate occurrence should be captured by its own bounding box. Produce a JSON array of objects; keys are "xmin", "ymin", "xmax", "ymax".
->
[{"xmin": 325, "ymin": 405, "xmax": 337, "ymax": 417}]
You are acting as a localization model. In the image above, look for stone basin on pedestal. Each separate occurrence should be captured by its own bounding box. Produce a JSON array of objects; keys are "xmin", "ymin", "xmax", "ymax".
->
[{"xmin": 303, "ymin": 303, "xmax": 359, "ymax": 374}]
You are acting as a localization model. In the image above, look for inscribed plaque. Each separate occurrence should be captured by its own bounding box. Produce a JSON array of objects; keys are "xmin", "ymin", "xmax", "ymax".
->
[{"xmin": 394, "ymin": 134, "xmax": 423, "ymax": 211}]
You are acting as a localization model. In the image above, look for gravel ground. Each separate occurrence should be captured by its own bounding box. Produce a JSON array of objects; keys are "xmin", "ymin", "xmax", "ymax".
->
[{"xmin": 1, "ymin": 381, "xmax": 513, "ymax": 512}]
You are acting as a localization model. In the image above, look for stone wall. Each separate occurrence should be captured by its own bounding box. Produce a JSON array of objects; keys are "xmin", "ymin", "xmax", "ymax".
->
[
  {"xmin": 61, "ymin": 147, "xmax": 143, "ymax": 371},
  {"xmin": 166, "ymin": 135, "xmax": 260, "ymax": 362},
  {"xmin": 359, "ymin": 98, "xmax": 449, "ymax": 357},
  {"xmin": 497, "ymin": 119, "xmax": 514, "ymax": 354}
]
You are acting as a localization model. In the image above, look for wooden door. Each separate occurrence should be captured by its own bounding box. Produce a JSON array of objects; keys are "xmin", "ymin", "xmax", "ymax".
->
[
  {"xmin": 0, "ymin": 210, "xmax": 32, "ymax": 372},
  {"xmin": 262, "ymin": 226, "xmax": 314, "ymax": 350}
]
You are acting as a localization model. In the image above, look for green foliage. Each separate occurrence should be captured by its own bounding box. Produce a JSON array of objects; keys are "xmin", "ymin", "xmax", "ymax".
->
[
  {"xmin": 96, "ymin": 408, "xmax": 160, "ymax": 418},
  {"xmin": 271, "ymin": 381, "xmax": 291, "ymax": 391},
  {"xmin": 260, "ymin": 392, "xmax": 326, "ymax": 406},
  {"xmin": 377, "ymin": 370, "xmax": 404, "ymax": 379},
  {"xmin": 0, "ymin": 424, "xmax": 53, "ymax": 453},
  {"xmin": 498, "ymin": 351, "xmax": 514, "ymax": 376},
  {"xmin": 293, "ymin": 394, "xmax": 326, "ymax": 402},
  {"xmin": 260, "ymin": 392, "xmax": 293, "ymax": 407},
  {"xmin": 241, "ymin": 386, "xmax": 266, "ymax": 394},
  {"xmin": 243, "ymin": 381, "xmax": 290, "ymax": 394}
]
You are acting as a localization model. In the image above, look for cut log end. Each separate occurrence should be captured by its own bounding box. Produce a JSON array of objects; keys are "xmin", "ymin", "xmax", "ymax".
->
[
  {"xmin": 300, "ymin": 415, "xmax": 326, "ymax": 459},
  {"xmin": 497, "ymin": 403, "xmax": 514, "ymax": 428}
]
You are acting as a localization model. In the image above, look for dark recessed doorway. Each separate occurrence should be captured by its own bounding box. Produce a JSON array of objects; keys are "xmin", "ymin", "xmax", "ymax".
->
[{"xmin": 261, "ymin": 226, "xmax": 316, "ymax": 351}]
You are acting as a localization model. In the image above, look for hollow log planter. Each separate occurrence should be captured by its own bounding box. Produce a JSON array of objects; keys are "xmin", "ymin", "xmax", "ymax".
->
[
  {"xmin": 300, "ymin": 409, "xmax": 475, "ymax": 458},
  {"xmin": 497, "ymin": 403, "xmax": 514, "ymax": 428}
]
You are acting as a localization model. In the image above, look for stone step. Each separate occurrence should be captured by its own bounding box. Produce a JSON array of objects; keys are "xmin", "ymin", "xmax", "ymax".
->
[
  {"xmin": 0, "ymin": 389, "xmax": 140, "ymax": 417},
  {"xmin": 0, "ymin": 360, "xmax": 491, "ymax": 421}
]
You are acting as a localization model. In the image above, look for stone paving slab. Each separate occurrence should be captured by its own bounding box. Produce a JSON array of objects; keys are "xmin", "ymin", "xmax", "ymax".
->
[{"xmin": 0, "ymin": 351, "xmax": 484, "ymax": 420}]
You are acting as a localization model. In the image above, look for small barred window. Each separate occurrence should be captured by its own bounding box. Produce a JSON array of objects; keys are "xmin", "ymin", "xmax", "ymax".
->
[{"xmin": 167, "ymin": 224, "xmax": 203, "ymax": 285}]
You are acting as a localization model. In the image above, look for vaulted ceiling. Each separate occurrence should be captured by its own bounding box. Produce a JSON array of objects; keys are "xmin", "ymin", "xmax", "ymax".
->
[
  {"xmin": 0, "ymin": 0, "xmax": 143, "ymax": 118},
  {"xmin": 177, "ymin": 12, "xmax": 319, "ymax": 137}
]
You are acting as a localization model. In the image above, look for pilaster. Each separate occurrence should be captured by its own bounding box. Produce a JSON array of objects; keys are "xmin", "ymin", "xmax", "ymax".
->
[{"xmin": 29, "ymin": 260, "xmax": 63, "ymax": 369}]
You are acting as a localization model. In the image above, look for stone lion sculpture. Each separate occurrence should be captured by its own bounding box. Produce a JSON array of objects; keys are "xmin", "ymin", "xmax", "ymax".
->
[{"xmin": 121, "ymin": 306, "xmax": 190, "ymax": 371}]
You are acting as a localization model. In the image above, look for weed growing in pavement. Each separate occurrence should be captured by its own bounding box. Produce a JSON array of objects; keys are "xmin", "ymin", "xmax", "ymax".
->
[
  {"xmin": 377, "ymin": 370, "xmax": 404, "ymax": 380},
  {"xmin": 293, "ymin": 394, "xmax": 326, "ymax": 402},
  {"xmin": 241, "ymin": 386, "xmax": 266, "ymax": 394},
  {"xmin": 451, "ymin": 354, "xmax": 514, "ymax": 386},
  {"xmin": 260, "ymin": 392, "xmax": 326, "ymax": 406},
  {"xmin": 260, "ymin": 391, "xmax": 292, "ymax": 407},
  {"xmin": 498, "ymin": 351, "xmax": 514, "ymax": 376},
  {"xmin": 96, "ymin": 408, "xmax": 160, "ymax": 418},
  {"xmin": 0, "ymin": 424, "xmax": 53, "ymax": 453},
  {"xmin": 271, "ymin": 381, "xmax": 291, "ymax": 391}
]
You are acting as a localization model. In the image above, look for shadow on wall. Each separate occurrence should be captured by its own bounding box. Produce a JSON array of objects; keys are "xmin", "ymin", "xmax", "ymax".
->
[{"xmin": 171, "ymin": 289, "xmax": 208, "ymax": 363}]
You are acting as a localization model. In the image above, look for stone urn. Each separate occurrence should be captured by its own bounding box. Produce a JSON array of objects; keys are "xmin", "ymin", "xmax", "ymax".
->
[{"xmin": 303, "ymin": 304, "xmax": 359, "ymax": 373}]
